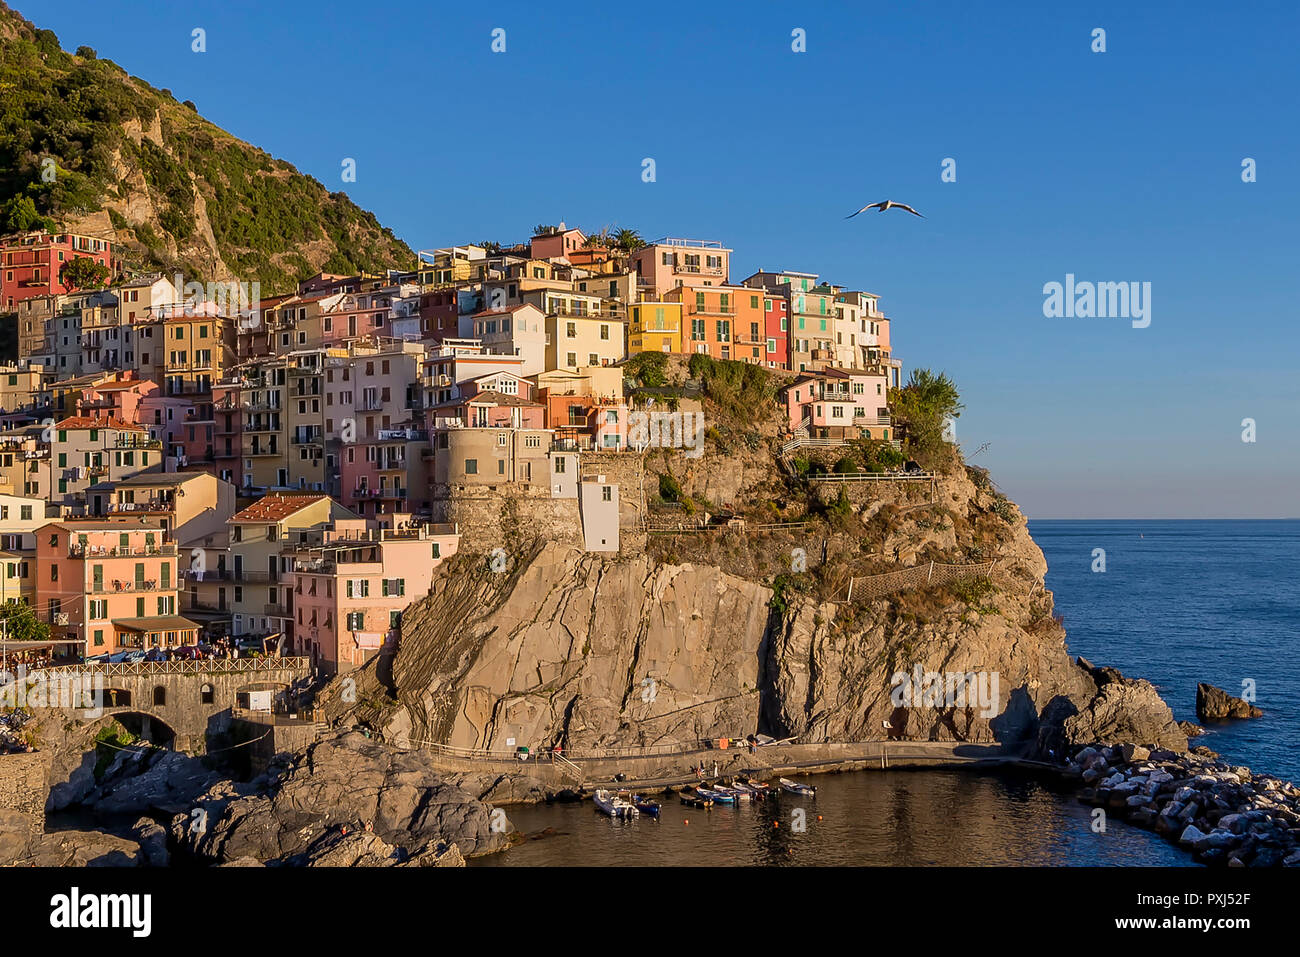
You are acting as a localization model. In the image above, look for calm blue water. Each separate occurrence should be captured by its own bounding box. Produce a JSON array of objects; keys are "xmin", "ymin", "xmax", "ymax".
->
[{"xmin": 1032, "ymin": 519, "xmax": 1300, "ymax": 782}]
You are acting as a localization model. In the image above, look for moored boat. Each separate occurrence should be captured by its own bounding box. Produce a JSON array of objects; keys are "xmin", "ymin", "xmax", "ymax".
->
[
  {"xmin": 594, "ymin": 789, "xmax": 639, "ymax": 818},
  {"xmin": 633, "ymin": 795, "xmax": 662, "ymax": 817},
  {"xmin": 778, "ymin": 777, "xmax": 817, "ymax": 796},
  {"xmin": 696, "ymin": 786, "xmax": 735, "ymax": 804}
]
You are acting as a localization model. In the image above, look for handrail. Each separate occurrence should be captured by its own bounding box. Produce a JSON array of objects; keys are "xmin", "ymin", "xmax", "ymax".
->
[{"xmin": 40, "ymin": 657, "xmax": 312, "ymax": 677}]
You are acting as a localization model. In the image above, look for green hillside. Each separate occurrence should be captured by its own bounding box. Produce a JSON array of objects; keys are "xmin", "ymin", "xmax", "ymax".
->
[{"xmin": 0, "ymin": 1, "xmax": 413, "ymax": 293}]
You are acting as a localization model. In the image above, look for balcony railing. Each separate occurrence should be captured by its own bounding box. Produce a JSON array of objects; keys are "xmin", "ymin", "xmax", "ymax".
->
[
  {"xmin": 88, "ymin": 579, "xmax": 165, "ymax": 593},
  {"xmin": 68, "ymin": 543, "xmax": 177, "ymax": 558},
  {"xmin": 352, "ymin": 487, "xmax": 406, "ymax": 500},
  {"xmin": 114, "ymin": 438, "xmax": 162, "ymax": 450}
]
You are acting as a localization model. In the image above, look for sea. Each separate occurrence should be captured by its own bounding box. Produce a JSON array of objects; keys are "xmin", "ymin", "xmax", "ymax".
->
[{"xmin": 475, "ymin": 519, "xmax": 1299, "ymax": 867}]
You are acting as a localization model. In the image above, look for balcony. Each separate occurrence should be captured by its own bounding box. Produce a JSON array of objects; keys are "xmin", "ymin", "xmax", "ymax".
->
[
  {"xmin": 114, "ymin": 438, "xmax": 162, "ymax": 450},
  {"xmin": 291, "ymin": 431, "xmax": 324, "ymax": 445},
  {"xmin": 105, "ymin": 501, "xmax": 173, "ymax": 515},
  {"xmin": 352, "ymin": 487, "xmax": 406, "ymax": 500},
  {"xmin": 356, "ymin": 399, "xmax": 385, "ymax": 412},
  {"xmin": 245, "ymin": 445, "xmax": 281, "ymax": 457},
  {"xmin": 242, "ymin": 398, "xmax": 282, "ymax": 412},
  {"xmin": 264, "ymin": 602, "xmax": 292, "ymax": 618},
  {"xmin": 238, "ymin": 570, "xmax": 279, "ymax": 584},
  {"xmin": 68, "ymin": 543, "xmax": 177, "ymax": 558},
  {"xmin": 376, "ymin": 428, "xmax": 427, "ymax": 442},
  {"xmin": 89, "ymin": 579, "xmax": 165, "ymax": 594}
]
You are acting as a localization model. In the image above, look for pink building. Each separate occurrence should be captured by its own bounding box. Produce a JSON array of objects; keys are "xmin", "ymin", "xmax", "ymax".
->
[
  {"xmin": 340, "ymin": 426, "xmax": 432, "ymax": 518},
  {"xmin": 783, "ymin": 367, "xmax": 892, "ymax": 441},
  {"xmin": 288, "ymin": 516, "xmax": 459, "ymax": 674}
]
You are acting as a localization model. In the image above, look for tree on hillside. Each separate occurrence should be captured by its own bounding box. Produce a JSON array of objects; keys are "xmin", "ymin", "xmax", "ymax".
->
[
  {"xmin": 889, "ymin": 368, "xmax": 964, "ymax": 468},
  {"xmin": 1, "ymin": 195, "xmax": 55, "ymax": 234},
  {"xmin": 60, "ymin": 255, "xmax": 111, "ymax": 291}
]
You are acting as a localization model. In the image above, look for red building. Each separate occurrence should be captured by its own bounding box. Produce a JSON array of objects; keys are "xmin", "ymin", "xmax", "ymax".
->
[
  {"xmin": 1, "ymin": 231, "xmax": 117, "ymax": 311},
  {"xmin": 764, "ymin": 293, "xmax": 790, "ymax": 370}
]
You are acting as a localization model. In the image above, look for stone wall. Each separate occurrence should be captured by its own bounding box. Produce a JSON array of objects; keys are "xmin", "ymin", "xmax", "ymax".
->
[
  {"xmin": 0, "ymin": 752, "xmax": 47, "ymax": 834},
  {"xmin": 431, "ymin": 485, "xmax": 583, "ymax": 553}
]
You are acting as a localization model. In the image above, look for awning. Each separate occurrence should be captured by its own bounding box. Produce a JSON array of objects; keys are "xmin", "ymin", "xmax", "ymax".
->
[{"xmin": 112, "ymin": 616, "xmax": 202, "ymax": 633}]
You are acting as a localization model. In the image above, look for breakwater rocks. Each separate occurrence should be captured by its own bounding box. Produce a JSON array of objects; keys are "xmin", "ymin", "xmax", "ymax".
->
[{"xmin": 1069, "ymin": 744, "xmax": 1300, "ymax": 867}]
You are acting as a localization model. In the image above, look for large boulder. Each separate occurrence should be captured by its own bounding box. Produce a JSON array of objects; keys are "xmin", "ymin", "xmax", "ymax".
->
[
  {"xmin": 1051, "ymin": 659, "xmax": 1187, "ymax": 753},
  {"xmin": 1196, "ymin": 683, "xmax": 1262, "ymax": 720},
  {"xmin": 175, "ymin": 732, "xmax": 511, "ymax": 865}
]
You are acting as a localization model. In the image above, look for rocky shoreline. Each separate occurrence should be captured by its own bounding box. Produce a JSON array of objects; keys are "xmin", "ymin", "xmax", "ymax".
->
[{"xmin": 1065, "ymin": 744, "xmax": 1300, "ymax": 867}]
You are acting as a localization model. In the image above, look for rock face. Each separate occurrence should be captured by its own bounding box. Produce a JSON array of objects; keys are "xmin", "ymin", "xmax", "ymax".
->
[
  {"xmin": 172, "ymin": 732, "xmax": 509, "ymax": 865},
  {"xmin": 1042, "ymin": 659, "xmax": 1188, "ymax": 754},
  {"xmin": 1197, "ymin": 683, "xmax": 1263, "ymax": 720},
  {"xmin": 331, "ymin": 542, "xmax": 772, "ymax": 752},
  {"xmin": 325, "ymin": 468, "xmax": 1184, "ymax": 761}
]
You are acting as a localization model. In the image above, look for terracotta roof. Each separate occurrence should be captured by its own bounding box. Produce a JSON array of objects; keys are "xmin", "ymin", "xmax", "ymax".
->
[
  {"xmin": 54, "ymin": 416, "xmax": 145, "ymax": 431},
  {"xmin": 230, "ymin": 493, "xmax": 330, "ymax": 523}
]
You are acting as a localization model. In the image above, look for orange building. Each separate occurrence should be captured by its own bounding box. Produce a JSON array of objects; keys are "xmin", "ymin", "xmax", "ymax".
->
[{"xmin": 36, "ymin": 520, "xmax": 185, "ymax": 656}]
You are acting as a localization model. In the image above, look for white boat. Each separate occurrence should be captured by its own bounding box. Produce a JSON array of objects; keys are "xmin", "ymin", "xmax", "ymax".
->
[
  {"xmin": 779, "ymin": 777, "xmax": 817, "ymax": 796},
  {"xmin": 593, "ymin": 789, "xmax": 639, "ymax": 819}
]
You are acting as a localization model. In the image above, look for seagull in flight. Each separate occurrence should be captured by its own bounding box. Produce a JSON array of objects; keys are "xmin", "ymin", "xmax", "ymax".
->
[{"xmin": 846, "ymin": 200, "xmax": 924, "ymax": 219}]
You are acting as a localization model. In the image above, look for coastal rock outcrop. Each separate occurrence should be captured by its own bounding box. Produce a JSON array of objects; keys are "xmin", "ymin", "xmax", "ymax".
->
[
  {"xmin": 324, "ymin": 468, "xmax": 1177, "ymax": 762},
  {"xmin": 1196, "ymin": 683, "xmax": 1262, "ymax": 721},
  {"xmin": 172, "ymin": 732, "xmax": 510, "ymax": 865},
  {"xmin": 1043, "ymin": 659, "xmax": 1188, "ymax": 754}
]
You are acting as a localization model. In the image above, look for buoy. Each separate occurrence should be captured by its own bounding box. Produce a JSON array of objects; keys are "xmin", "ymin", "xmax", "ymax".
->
[
  {"xmin": 773, "ymin": 821, "xmax": 779, "ymax": 828},
  {"xmin": 817, "ymin": 815, "xmax": 823, "ymax": 821},
  {"xmin": 683, "ymin": 820, "xmax": 689, "ymax": 825}
]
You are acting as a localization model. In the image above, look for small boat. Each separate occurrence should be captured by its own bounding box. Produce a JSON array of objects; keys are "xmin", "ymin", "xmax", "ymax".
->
[
  {"xmin": 696, "ymin": 786, "xmax": 735, "ymax": 804},
  {"xmin": 593, "ymin": 789, "xmax": 639, "ymax": 819},
  {"xmin": 716, "ymin": 783, "xmax": 753, "ymax": 802},
  {"xmin": 633, "ymin": 795, "xmax": 662, "ymax": 818},
  {"xmin": 746, "ymin": 780, "xmax": 772, "ymax": 797},
  {"xmin": 729, "ymin": 780, "xmax": 760, "ymax": 799},
  {"xmin": 680, "ymin": 793, "xmax": 713, "ymax": 808},
  {"xmin": 779, "ymin": 777, "xmax": 817, "ymax": 796}
]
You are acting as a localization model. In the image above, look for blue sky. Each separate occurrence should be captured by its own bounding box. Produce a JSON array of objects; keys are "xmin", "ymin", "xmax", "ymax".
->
[{"xmin": 19, "ymin": 0, "xmax": 1300, "ymax": 518}]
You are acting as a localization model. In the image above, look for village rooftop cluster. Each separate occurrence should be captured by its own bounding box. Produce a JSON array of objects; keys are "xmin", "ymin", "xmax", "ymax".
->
[{"xmin": 0, "ymin": 223, "xmax": 903, "ymax": 675}]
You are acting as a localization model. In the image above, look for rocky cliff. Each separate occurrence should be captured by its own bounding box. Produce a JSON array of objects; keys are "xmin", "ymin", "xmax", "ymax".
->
[{"xmin": 326, "ymin": 466, "xmax": 1185, "ymax": 759}]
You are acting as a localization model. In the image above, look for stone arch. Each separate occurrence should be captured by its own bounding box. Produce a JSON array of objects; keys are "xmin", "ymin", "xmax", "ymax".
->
[
  {"xmin": 89, "ymin": 709, "xmax": 178, "ymax": 748},
  {"xmin": 102, "ymin": 687, "xmax": 133, "ymax": 708}
]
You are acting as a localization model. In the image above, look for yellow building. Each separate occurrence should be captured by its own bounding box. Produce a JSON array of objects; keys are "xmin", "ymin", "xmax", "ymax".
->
[{"xmin": 628, "ymin": 302, "xmax": 683, "ymax": 355}]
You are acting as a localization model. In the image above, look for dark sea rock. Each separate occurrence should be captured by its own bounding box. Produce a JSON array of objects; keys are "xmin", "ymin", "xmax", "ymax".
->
[{"xmin": 1196, "ymin": 683, "xmax": 1262, "ymax": 721}]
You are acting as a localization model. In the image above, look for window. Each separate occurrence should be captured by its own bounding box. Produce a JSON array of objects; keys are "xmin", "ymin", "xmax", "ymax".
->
[
  {"xmin": 464, "ymin": 459, "xmax": 477, "ymax": 475},
  {"xmin": 602, "ymin": 486, "xmax": 612, "ymax": 501},
  {"xmin": 554, "ymin": 457, "xmax": 567, "ymax": 474}
]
